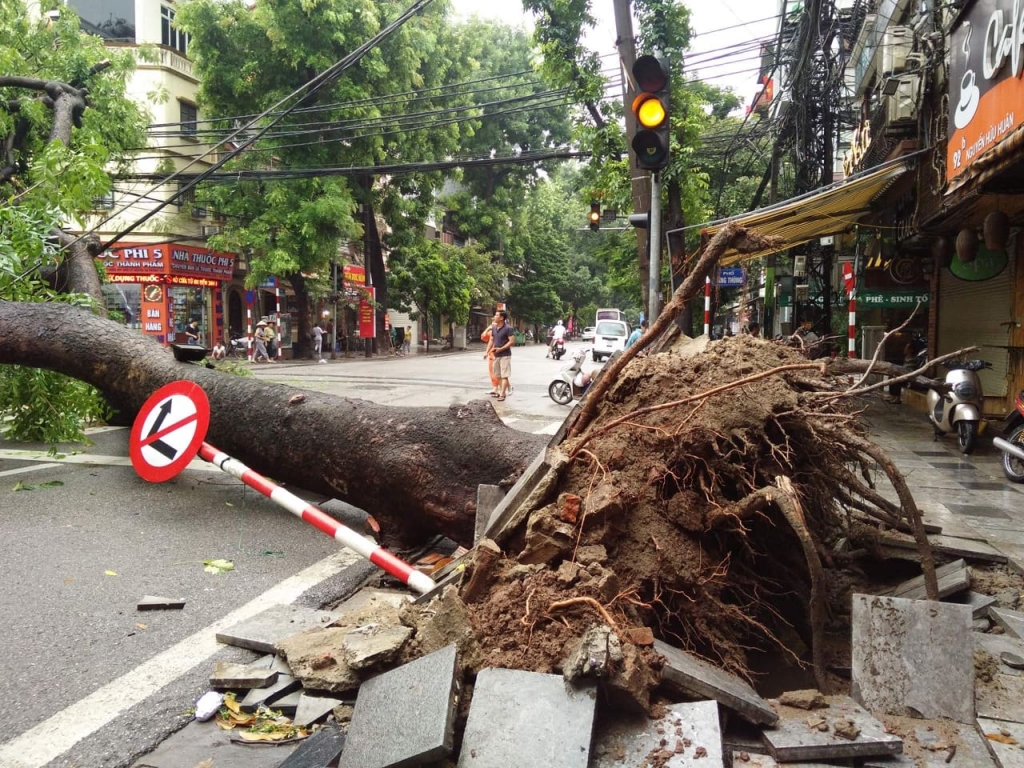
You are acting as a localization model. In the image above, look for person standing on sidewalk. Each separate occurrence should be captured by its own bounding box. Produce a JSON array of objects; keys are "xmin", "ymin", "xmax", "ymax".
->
[
  {"xmin": 312, "ymin": 323, "xmax": 325, "ymax": 360},
  {"xmin": 490, "ymin": 310, "xmax": 514, "ymax": 401}
]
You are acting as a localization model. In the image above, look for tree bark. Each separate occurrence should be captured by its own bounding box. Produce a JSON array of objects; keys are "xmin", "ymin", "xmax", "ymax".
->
[{"xmin": 0, "ymin": 301, "xmax": 545, "ymax": 546}]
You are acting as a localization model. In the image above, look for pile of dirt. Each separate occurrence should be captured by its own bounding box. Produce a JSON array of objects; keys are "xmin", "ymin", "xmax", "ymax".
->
[{"xmin": 410, "ymin": 334, "xmax": 929, "ymax": 711}]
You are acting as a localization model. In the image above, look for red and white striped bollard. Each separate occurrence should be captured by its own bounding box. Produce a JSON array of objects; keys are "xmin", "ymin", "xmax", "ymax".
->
[{"xmin": 704, "ymin": 276, "xmax": 711, "ymax": 336}]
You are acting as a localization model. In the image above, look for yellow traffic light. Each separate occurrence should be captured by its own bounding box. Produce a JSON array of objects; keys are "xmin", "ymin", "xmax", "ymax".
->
[
  {"xmin": 631, "ymin": 55, "xmax": 671, "ymax": 171},
  {"xmin": 633, "ymin": 94, "xmax": 667, "ymax": 128},
  {"xmin": 589, "ymin": 202, "xmax": 601, "ymax": 231}
]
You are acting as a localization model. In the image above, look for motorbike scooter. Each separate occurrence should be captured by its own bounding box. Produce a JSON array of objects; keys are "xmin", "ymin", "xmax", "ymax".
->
[
  {"xmin": 549, "ymin": 349, "xmax": 589, "ymax": 405},
  {"xmin": 551, "ymin": 337, "xmax": 567, "ymax": 361},
  {"xmin": 993, "ymin": 388, "xmax": 1024, "ymax": 482},
  {"xmin": 927, "ymin": 358, "xmax": 990, "ymax": 454}
]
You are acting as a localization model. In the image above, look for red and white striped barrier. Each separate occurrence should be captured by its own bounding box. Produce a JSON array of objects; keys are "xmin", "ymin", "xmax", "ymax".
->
[
  {"xmin": 848, "ymin": 290, "xmax": 856, "ymax": 358},
  {"xmin": 704, "ymin": 277, "xmax": 711, "ymax": 336},
  {"xmin": 198, "ymin": 443, "xmax": 436, "ymax": 595},
  {"xmin": 246, "ymin": 305, "xmax": 254, "ymax": 362}
]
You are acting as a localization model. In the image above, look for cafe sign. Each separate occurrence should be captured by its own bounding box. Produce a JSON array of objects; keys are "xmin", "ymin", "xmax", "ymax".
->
[
  {"xmin": 857, "ymin": 290, "xmax": 930, "ymax": 309},
  {"xmin": 947, "ymin": 0, "xmax": 1024, "ymax": 181}
]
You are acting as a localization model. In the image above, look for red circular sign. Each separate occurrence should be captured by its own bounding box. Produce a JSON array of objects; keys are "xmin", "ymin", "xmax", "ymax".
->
[{"xmin": 130, "ymin": 380, "xmax": 211, "ymax": 483}]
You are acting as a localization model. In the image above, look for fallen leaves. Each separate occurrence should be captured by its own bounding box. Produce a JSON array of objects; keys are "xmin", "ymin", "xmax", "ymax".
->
[
  {"xmin": 214, "ymin": 693, "xmax": 309, "ymax": 743},
  {"xmin": 203, "ymin": 558, "xmax": 235, "ymax": 575},
  {"xmin": 12, "ymin": 480, "xmax": 64, "ymax": 491}
]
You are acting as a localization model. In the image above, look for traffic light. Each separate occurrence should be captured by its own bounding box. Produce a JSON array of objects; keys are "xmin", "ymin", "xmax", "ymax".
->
[
  {"xmin": 631, "ymin": 55, "xmax": 671, "ymax": 171},
  {"xmin": 589, "ymin": 202, "xmax": 601, "ymax": 232}
]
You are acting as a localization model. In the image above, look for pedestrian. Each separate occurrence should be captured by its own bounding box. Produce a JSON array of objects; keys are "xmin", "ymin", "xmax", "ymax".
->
[
  {"xmin": 489, "ymin": 310, "xmax": 514, "ymax": 401},
  {"xmin": 480, "ymin": 322, "xmax": 500, "ymax": 395},
  {"xmin": 403, "ymin": 326, "xmax": 412, "ymax": 354},
  {"xmin": 625, "ymin": 319, "xmax": 648, "ymax": 349},
  {"xmin": 264, "ymin": 321, "xmax": 278, "ymax": 360},
  {"xmin": 747, "ymin": 322, "xmax": 761, "ymax": 338},
  {"xmin": 211, "ymin": 340, "xmax": 226, "ymax": 360},
  {"xmin": 312, "ymin": 322, "xmax": 325, "ymax": 360},
  {"xmin": 185, "ymin": 319, "xmax": 200, "ymax": 345},
  {"xmin": 547, "ymin": 319, "xmax": 566, "ymax": 358},
  {"xmin": 395, "ymin": 326, "xmax": 406, "ymax": 355},
  {"xmin": 252, "ymin": 321, "xmax": 271, "ymax": 362}
]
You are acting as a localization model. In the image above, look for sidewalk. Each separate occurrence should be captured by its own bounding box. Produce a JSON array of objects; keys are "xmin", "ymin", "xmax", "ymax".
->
[{"xmin": 864, "ymin": 397, "xmax": 1024, "ymax": 571}]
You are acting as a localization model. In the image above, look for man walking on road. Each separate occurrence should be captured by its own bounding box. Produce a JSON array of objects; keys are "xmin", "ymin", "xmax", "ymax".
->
[{"xmin": 489, "ymin": 310, "xmax": 514, "ymax": 401}]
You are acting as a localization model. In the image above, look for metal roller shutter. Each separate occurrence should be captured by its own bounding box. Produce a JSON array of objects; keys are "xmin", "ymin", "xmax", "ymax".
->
[{"xmin": 937, "ymin": 261, "xmax": 1013, "ymax": 397}]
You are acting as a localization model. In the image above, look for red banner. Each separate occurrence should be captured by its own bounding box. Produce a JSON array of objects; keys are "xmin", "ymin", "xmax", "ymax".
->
[
  {"xmin": 101, "ymin": 242, "xmax": 235, "ymax": 282},
  {"xmin": 343, "ymin": 264, "xmax": 366, "ymax": 287},
  {"xmin": 359, "ymin": 286, "xmax": 375, "ymax": 338}
]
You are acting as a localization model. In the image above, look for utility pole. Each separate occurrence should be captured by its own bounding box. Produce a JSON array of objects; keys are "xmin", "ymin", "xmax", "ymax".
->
[{"xmin": 649, "ymin": 173, "xmax": 662, "ymax": 323}]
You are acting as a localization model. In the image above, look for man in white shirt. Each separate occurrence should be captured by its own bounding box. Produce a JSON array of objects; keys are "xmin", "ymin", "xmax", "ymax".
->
[{"xmin": 547, "ymin": 319, "xmax": 566, "ymax": 357}]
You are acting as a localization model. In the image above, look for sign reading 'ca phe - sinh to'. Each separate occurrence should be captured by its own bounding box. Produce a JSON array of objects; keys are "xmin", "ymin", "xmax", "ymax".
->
[{"xmin": 858, "ymin": 290, "xmax": 930, "ymax": 309}]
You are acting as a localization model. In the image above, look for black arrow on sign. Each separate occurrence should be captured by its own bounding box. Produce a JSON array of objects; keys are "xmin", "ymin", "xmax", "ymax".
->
[{"xmin": 146, "ymin": 400, "xmax": 178, "ymax": 460}]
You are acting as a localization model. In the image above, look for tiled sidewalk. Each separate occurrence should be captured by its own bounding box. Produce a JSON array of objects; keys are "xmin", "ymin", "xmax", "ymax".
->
[{"xmin": 863, "ymin": 398, "xmax": 1024, "ymax": 571}]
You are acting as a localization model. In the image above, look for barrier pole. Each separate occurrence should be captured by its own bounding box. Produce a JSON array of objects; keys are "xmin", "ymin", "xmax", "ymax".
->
[
  {"xmin": 848, "ymin": 290, "xmax": 857, "ymax": 358},
  {"xmin": 246, "ymin": 305, "xmax": 253, "ymax": 362},
  {"xmin": 198, "ymin": 443, "xmax": 436, "ymax": 594},
  {"xmin": 704, "ymin": 277, "xmax": 711, "ymax": 336}
]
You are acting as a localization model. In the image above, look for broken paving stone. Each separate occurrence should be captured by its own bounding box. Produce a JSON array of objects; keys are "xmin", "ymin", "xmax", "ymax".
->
[
  {"xmin": 216, "ymin": 604, "xmax": 339, "ymax": 654},
  {"xmin": 564, "ymin": 624, "xmax": 623, "ymax": 683},
  {"xmin": 209, "ymin": 661, "xmax": 278, "ymax": 690},
  {"xmin": 238, "ymin": 674, "xmax": 302, "ymax": 713},
  {"xmin": 269, "ymin": 689, "xmax": 303, "ymax": 716},
  {"xmin": 851, "ymin": 594, "xmax": 975, "ymax": 724},
  {"xmin": 275, "ymin": 723, "xmax": 346, "ymax": 768},
  {"xmin": 989, "ymin": 607, "xmax": 1024, "ymax": 639},
  {"xmin": 457, "ymin": 668, "xmax": 597, "ymax": 768},
  {"xmin": 975, "ymin": 633, "xmax": 1024, "ymax": 677},
  {"xmin": 951, "ymin": 590, "xmax": 998, "ymax": 619},
  {"xmin": 137, "ymin": 595, "xmax": 186, "ymax": 611},
  {"xmin": 730, "ymin": 753, "xmax": 838, "ymax": 768},
  {"xmin": 591, "ymin": 700, "xmax": 723, "ymax": 768},
  {"xmin": 292, "ymin": 693, "xmax": 344, "ymax": 728},
  {"xmin": 654, "ymin": 639, "xmax": 778, "ymax": 726},
  {"xmin": 889, "ymin": 559, "xmax": 969, "ymax": 601},
  {"xmin": 976, "ymin": 671, "xmax": 1024, "ymax": 723},
  {"xmin": 474, "ymin": 484, "xmax": 505, "ymax": 545},
  {"xmin": 779, "ymin": 690, "xmax": 827, "ymax": 710},
  {"xmin": 977, "ymin": 719, "xmax": 1024, "ymax": 768},
  {"xmin": 878, "ymin": 534, "xmax": 1008, "ymax": 564},
  {"xmin": 340, "ymin": 624, "xmax": 413, "ymax": 670},
  {"xmin": 763, "ymin": 695, "xmax": 902, "ymax": 762},
  {"xmin": 338, "ymin": 644, "xmax": 459, "ymax": 768},
  {"xmin": 276, "ymin": 628, "xmax": 361, "ymax": 693},
  {"xmin": 865, "ymin": 720, "xmax": 996, "ymax": 768},
  {"xmin": 1001, "ymin": 652, "xmax": 1024, "ymax": 669}
]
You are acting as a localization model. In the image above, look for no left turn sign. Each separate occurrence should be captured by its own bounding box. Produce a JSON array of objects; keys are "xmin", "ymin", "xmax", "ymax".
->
[{"xmin": 130, "ymin": 380, "xmax": 211, "ymax": 483}]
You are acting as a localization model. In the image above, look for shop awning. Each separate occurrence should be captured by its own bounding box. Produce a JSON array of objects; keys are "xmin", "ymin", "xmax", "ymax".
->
[{"xmin": 677, "ymin": 157, "xmax": 912, "ymax": 266}]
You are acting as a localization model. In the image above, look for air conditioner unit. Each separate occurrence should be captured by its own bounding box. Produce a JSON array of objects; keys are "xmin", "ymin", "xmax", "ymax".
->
[
  {"xmin": 201, "ymin": 225, "xmax": 221, "ymax": 237},
  {"xmin": 191, "ymin": 206, "xmax": 208, "ymax": 220},
  {"xmin": 882, "ymin": 26, "xmax": 913, "ymax": 75},
  {"xmin": 885, "ymin": 73, "xmax": 919, "ymax": 125}
]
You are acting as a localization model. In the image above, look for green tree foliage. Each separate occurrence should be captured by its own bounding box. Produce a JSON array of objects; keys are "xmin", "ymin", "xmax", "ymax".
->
[
  {"xmin": 389, "ymin": 240, "xmax": 472, "ymax": 341},
  {"xmin": 0, "ymin": 3, "xmax": 147, "ymax": 443}
]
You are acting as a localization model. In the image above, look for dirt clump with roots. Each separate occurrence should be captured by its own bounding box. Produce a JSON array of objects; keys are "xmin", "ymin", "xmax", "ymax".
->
[{"xmin": 404, "ymin": 333, "xmax": 936, "ymax": 712}]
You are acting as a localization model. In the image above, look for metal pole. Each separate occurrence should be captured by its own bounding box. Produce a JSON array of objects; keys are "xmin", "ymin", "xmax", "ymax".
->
[
  {"xmin": 330, "ymin": 260, "xmax": 338, "ymax": 360},
  {"xmin": 648, "ymin": 172, "xmax": 662, "ymax": 324}
]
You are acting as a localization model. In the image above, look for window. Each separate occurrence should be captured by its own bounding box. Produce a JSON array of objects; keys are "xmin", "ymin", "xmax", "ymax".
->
[
  {"xmin": 179, "ymin": 101, "xmax": 197, "ymax": 137},
  {"xmin": 177, "ymin": 183, "xmax": 195, "ymax": 212},
  {"xmin": 161, "ymin": 5, "xmax": 188, "ymax": 55}
]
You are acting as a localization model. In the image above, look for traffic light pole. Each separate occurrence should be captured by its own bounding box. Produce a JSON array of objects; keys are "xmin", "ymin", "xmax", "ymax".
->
[{"xmin": 648, "ymin": 172, "xmax": 662, "ymax": 324}]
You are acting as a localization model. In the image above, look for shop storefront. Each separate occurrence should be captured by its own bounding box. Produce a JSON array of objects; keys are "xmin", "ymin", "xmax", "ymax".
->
[{"xmin": 98, "ymin": 242, "xmax": 236, "ymax": 347}]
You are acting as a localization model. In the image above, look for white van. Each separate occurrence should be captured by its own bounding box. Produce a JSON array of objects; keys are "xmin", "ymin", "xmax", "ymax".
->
[{"xmin": 592, "ymin": 319, "xmax": 630, "ymax": 362}]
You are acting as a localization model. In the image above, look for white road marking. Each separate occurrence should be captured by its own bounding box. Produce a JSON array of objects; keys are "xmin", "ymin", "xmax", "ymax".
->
[
  {"xmin": 0, "ymin": 462, "xmax": 62, "ymax": 478},
  {"xmin": 0, "ymin": 548, "xmax": 364, "ymax": 768},
  {"xmin": 532, "ymin": 422, "xmax": 561, "ymax": 435},
  {"xmin": 0, "ymin": 449, "xmax": 208, "ymax": 472}
]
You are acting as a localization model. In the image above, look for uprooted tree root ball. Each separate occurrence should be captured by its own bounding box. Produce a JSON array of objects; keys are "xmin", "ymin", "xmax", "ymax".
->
[{"xmin": 406, "ymin": 334, "xmax": 937, "ymax": 712}]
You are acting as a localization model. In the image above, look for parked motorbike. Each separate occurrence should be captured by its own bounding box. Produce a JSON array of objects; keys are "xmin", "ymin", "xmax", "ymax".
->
[
  {"xmin": 994, "ymin": 388, "xmax": 1024, "ymax": 482},
  {"xmin": 927, "ymin": 358, "xmax": 990, "ymax": 454},
  {"xmin": 551, "ymin": 337, "xmax": 566, "ymax": 361},
  {"xmin": 549, "ymin": 349, "xmax": 589, "ymax": 405},
  {"xmin": 228, "ymin": 335, "xmax": 249, "ymax": 357}
]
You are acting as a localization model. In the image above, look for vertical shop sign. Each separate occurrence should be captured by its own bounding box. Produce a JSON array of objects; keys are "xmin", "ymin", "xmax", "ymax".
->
[
  {"xmin": 140, "ymin": 281, "xmax": 167, "ymax": 341},
  {"xmin": 359, "ymin": 286, "xmax": 376, "ymax": 338}
]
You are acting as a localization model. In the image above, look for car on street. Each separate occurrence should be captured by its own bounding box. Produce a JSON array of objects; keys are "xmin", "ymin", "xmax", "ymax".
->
[
  {"xmin": 591, "ymin": 319, "xmax": 629, "ymax": 362},
  {"xmin": 581, "ymin": 326, "xmax": 596, "ymax": 342}
]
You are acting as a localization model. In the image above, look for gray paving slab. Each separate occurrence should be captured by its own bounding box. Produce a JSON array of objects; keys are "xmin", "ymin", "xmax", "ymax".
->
[
  {"xmin": 730, "ymin": 752, "xmax": 842, "ymax": 768},
  {"xmin": 276, "ymin": 723, "xmax": 347, "ymax": 768},
  {"xmin": 456, "ymin": 667, "xmax": 596, "ymax": 768},
  {"xmin": 977, "ymin": 673, "xmax": 1024, "ymax": 724},
  {"xmin": 976, "ymin": 633, "xmax": 1024, "ymax": 677},
  {"xmin": 474, "ymin": 484, "xmax": 505, "ymax": 545},
  {"xmin": 338, "ymin": 644, "xmax": 459, "ymax": 768},
  {"xmin": 879, "ymin": 534, "xmax": 1008, "ymax": 564},
  {"xmin": 209, "ymin": 661, "xmax": 279, "ymax": 690},
  {"xmin": 976, "ymin": 718, "xmax": 1024, "ymax": 768},
  {"xmin": 136, "ymin": 595, "xmax": 186, "ymax": 610},
  {"xmin": 762, "ymin": 695, "xmax": 903, "ymax": 762},
  {"xmin": 654, "ymin": 639, "xmax": 778, "ymax": 726},
  {"xmin": 591, "ymin": 700, "xmax": 723, "ymax": 768},
  {"xmin": 851, "ymin": 594, "xmax": 974, "ymax": 723},
  {"xmin": 990, "ymin": 608, "xmax": 1024, "ymax": 639},
  {"xmin": 331, "ymin": 587, "xmax": 411, "ymax": 616},
  {"xmin": 949, "ymin": 590, "xmax": 998, "ymax": 618},
  {"xmin": 217, "ymin": 604, "xmax": 340, "ymax": 654},
  {"xmin": 888, "ymin": 559, "xmax": 969, "ymax": 600},
  {"xmin": 862, "ymin": 721, "xmax": 995, "ymax": 768},
  {"xmin": 270, "ymin": 689, "xmax": 303, "ymax": 715},
  {"xmin": 239, "ymin": 674, "xmax": 303, "ymax": 713},
  {"xmin": 484, "ymin": 447, "xmax": 548, "ymax": 539},
  {"xmin": 129, "ymin": 719, "xmax": 301, "ymax": 767},
  {"xmin": 293, "ymin": 693, "xmax": 345, "ymax": 727}
]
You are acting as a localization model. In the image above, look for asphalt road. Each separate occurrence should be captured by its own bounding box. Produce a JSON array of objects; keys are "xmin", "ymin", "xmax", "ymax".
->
[{"xmin": 0, "ymin": 338, "xmax": 595, "ymax": 768}]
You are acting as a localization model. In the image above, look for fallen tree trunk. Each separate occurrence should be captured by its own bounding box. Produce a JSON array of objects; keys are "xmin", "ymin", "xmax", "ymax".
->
[{"xmin": 0, "ymin": 300, "xmax": 545, "ymax": 546}]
